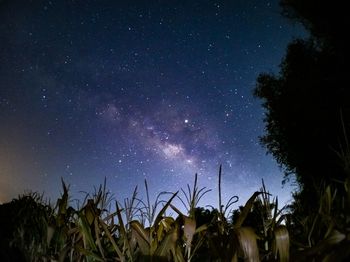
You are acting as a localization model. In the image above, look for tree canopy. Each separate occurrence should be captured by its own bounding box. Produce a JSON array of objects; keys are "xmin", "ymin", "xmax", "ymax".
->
[{"xmin": 254, "ymin": 0, "xmax": 350, "ymax": 201}]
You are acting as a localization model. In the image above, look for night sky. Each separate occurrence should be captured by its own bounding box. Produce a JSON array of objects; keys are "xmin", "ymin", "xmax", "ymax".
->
[{"xmin": 0, "ymin": 0, "xmax": 304, "ymax": 208}]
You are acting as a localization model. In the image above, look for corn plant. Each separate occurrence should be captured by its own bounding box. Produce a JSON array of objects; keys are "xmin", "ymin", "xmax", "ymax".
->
[
  {"xmin": 189, "ymin": 165, "xmax": 262, "ymax": 262},
  {"xmin": 290, "ymin": 183, "xmax": 350, "ymax": 261},
  {"xmin": 283, "ymin": 130, "xmax": 350, "ymax": 261},
  {"xmin": 255, "ymin": 180, "xmax": 290, "ymax": 261},
  {"xmin": 170, "ymin": 173, "xmax": 212, "ymax": 261},
  {"xmin": 128, "ymin": 180, "xmax": 184, "ymax": 261},
  {"xmin": 129, "ymin": 196, "xmax": 184, "ymax": 261},
  {"xmin": 0, "ymin": 167, "xmax": 305, "ymax": 261}
]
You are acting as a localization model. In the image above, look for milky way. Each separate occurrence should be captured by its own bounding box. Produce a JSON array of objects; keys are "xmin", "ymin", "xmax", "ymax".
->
[{"xmin": 0, "ymin": 0, "xmax": 304, "ymax": 208}]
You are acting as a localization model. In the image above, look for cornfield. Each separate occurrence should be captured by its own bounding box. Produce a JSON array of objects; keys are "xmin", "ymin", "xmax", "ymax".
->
[{"xmin": 0, "ymin": 166, "xmax": 349, "ymax": 261}]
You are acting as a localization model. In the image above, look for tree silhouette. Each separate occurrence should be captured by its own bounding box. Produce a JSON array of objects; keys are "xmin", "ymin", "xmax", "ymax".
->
[
  {"xmin": 0, "ymin": 193, "xmax": 51, "ymax": 260},
  {"xmin": 254, "ymin": 0, "xmax": 350, "ymax": 210}
]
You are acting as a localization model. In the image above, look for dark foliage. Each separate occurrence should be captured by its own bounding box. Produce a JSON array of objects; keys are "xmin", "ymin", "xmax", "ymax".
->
[
  {"xmin": 254, "ymin": 0, "xmax": 350, "ymax": 212},
  {"xmin": 192, "ymin": 207, "xmax": 236, "ymax": 261},
  {"xmin": 0, "ymin": 202, "xmax": 25, "ymax": 261},
  {"xmin": 280, "ymin": 0, "xmax": 349, "ymax": 54},
  {"xmin": 0, "ymin": 194, "xmax": 51, "ymax": 261}
]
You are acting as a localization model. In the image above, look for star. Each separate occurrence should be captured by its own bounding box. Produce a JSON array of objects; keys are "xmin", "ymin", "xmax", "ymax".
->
[{"xmin": 0, "ymin": 0, "xmax": 304, "ymax": 208}]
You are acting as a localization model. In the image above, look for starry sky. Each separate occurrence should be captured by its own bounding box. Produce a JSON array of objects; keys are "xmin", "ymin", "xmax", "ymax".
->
[{"xmin": 0, "ymin": 0, "xmax": 304, "ymax": 208}]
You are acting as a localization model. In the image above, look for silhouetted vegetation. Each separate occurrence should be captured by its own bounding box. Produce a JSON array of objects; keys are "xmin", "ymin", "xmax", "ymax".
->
[
  {"xmin": 254, "ymin": 0, "xmax": 350, "ymax": 212},
  {"xmin": 1, "ymin": 164, "xmax": 350, "ymax": 261},
  {"xmin": 0, "ymin": 170, "xmax": 291, "ymax": 261},
  {"xmin": 252, "ymin": 0, "xmax": 350, "ymax": 260}
]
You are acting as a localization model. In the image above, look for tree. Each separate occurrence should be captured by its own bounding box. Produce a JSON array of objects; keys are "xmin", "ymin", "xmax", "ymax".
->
[
  {"xmin": 0, "ymin": 193, "xmax": 51, "ymax": 260},
  {"xmin": 254, "ymin": 0, "xmax": 350, "ymax": 208}
]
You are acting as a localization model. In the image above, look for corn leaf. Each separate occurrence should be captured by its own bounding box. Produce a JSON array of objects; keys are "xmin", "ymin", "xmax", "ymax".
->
[
  {"xmin": 234, "ymin": 227, "xmax": 259, "ymax": 262},
  {"xmin": 78, "ymin": 215, "xmax": 97, "ymax": 251},
  {"xmin": 183, "ymin": 216, "xmax": 196, "ymax": 258},
  {"xmin": 98, "ymin": 217, "xmax": 125, "ymax": 262},
  {"xmin": 273, "ymin": 225, "xmax": 289, "ymax": 262},
  {"xmin": 116, "ymin": 202, "xmax": 133, "ymax": 260},
  {"xmin": 75, "ymin": 246, "xmax": 105, "ymax": 262},
  {"xmin": 130, "ymin": 220, "xmax": 150, "ymax": 255},
  {"xmin": 154, "ymin": 227, "xmax": 178, "ymax": 258},
  {"xmin": 154, "ymin": 191, "xmax": 178, "ymax": 227},
  {"xmin": 234, "ymin": 191, "xmax": 262, "ymax": 228}
]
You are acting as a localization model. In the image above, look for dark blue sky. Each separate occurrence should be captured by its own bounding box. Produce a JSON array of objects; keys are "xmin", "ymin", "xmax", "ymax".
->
[{"xmin": 0, "ymin": 0, "xmax": 304, "ymax": 207}]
